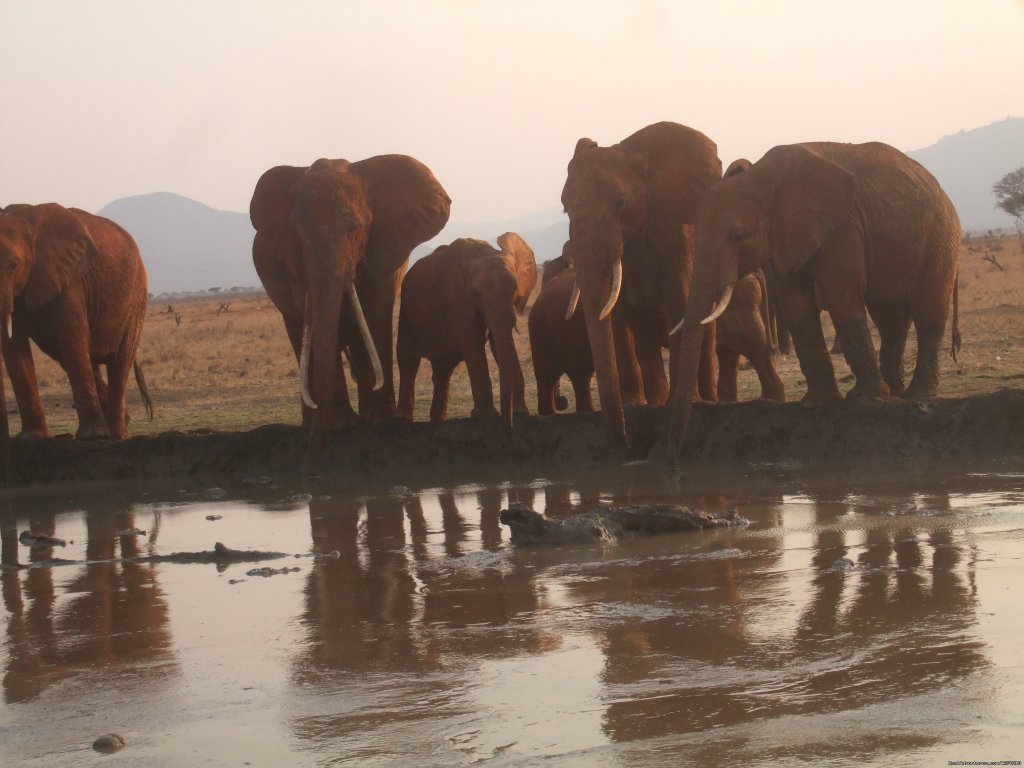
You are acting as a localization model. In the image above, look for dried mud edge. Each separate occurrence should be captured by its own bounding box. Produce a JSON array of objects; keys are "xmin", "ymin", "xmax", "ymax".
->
[{"xmin": 6, "ymin": 388, "xmax": 1024, "ymax": 488}]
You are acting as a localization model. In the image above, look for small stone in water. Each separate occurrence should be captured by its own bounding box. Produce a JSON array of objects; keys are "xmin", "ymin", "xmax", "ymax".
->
[{"xmin": 92, "ymin": 733, "xmax": 126, "ymax": 754}]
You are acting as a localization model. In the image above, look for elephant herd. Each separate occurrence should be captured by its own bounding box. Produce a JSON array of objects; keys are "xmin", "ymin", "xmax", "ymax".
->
[{"xmin": 0, "ymin": 120, "xmax": 962, "ymax": 476}]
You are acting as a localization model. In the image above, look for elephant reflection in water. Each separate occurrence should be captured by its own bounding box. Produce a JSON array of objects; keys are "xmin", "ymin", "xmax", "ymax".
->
[
  {"xmin": 0, "ymin": 499, "xmax": 173, "ymax": 705},
  {"xmin": 292, "ymin": 487, "xmax": 545, "ymax": 683},
  {"xmin": 791, "ymin": 491, "xmax": 983, "ymax": 717}
]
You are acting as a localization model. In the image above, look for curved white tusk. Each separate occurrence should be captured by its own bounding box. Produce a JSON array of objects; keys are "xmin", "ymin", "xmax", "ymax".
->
[
  {"xmin": 598, "ymin": 259, "xmax": 622, "ymax": 321},
  {"xmin": 299, "ymin": 297, "xmax": 318, "ymax": 409},
  {"xmin": 348, "ymin": 283, "xmax": 384, "ymax": 391},
  {"xmin": 701, "ymin": 282, "xmax": 735, "ymax": 325},
  {"xmin": 669, "ymin": 316, "xmax": 685, "ymax": 336},
  {"xmin": 565, "ymin": 280, "xmax": 580, "ymax": 321},
  {"xmin": 5, "ymin": 315, "xmax": 11, "ymax": 339}
]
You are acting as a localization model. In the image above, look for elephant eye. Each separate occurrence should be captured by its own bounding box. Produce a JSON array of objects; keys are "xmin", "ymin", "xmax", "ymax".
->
[{"xmin": 613, "ymin": 196, "xmax": 628, "ymax": 212}]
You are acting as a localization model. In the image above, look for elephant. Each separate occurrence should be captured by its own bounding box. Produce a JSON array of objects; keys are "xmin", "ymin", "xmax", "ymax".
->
[
  {"xmin": 0, "ymin": 204, "xmax": 153, "ymax": 463},
  {"xmin": 250, "ymin": 155, "xmax": 451, "ymax": 462},
  {"xmin": 529, "ymin": 249, "xmax": 594, "ymax": 415},
  {"xmin": 561, "ymin": 121, "xmax": 723, "ymax": 446},
  {"xmin": 714, "ymin": 269, "xmax": 786, "ymax": 402},
  {"xmin": 668, "ymin": 141, "xmax": 962, "ymax": 460},
  {"xmin": 532, "ymin": 242, "xmax": 783, "ymax": 413},
  {"xmin": 396, "ymin": 233, "xmax": 537, "ymax": 429}
]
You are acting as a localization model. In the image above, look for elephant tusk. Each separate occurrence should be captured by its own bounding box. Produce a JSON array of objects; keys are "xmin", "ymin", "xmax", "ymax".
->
[
  {"xmin": 701, "ymin": 282, "xmax": 735, "ymax": 325},
  {"xmin": 669, "ymin": 316, "xmax": 685, "ymax": 336},
  {"xmin": 299, "ymin": 298, "xmax": 318, "ymax": 410},
  {"xmin": 565, "ymin": 280, "xmax": 580, "ymax": 321},
  {"xmin": 4, "ymin": 315, "xmax": 10, "ymax": 340},
  {"xmin": 348, "ymin": 283, "xmax": 384, "ymax": 391},
  {"xmin": 598, "ymin": 259, "xmax": 622, "ymax": 321}
]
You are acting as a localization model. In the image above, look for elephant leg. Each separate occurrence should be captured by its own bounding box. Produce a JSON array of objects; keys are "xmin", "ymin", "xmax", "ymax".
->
[
  {"xmin": 53, "ymin": 324, "xmax": 108, "ymax": 439},
  {"xmin": 629, "ymin": 310, "xmax": 668, "ymax": 405},
  {"xmin": 697, "ymin": 324, "xmax": 718, "ymax": 402},
  {"xmin": 870, "ymin": 301, "xmax": 911, "ymax": 396},
  {"xmin": 93, "ymin": 364, "xmax": 109, "ymax": 414},
  {"xmin": 904, "ymin": 319, "xmax": 945, "ymax": 399},
  {"xmin": 832, "ymin": 311, "xmax": 888, "ymax": 400},
  {"xmin": 352, "ymin": 274, "xmax": 398, "ymax": 421},
  {"xmin": 102, "ymin": 355, "xmax": 133, "ymax": 440},
  {"xmin": 2, "ymin": 332, "xmax": 49, "ymax": 437},
  {"xmin": 716, "ymin": 347, "xmax": 739, "ymax": 402},
  {"xmin": 534, "ymin": 361, "xmax": 558, "ymax": 416},
  {"xmin": 395, "ymin": 318, "xmax": 420, "ymax": 422},
  {"xmin": 571, "ymin": 374, "xmax": 595, "ymax": 412},
  {"xmin": 779, "ymin": 277, "xmax": 840, "ymax": 407},
  {"xmin": 429, "ymin": 358, "xmax": 457, "ymax": 422},
  {"xmin": 750, "ymin": 346, "xmax": 787, "ymax": 402},
  {"xmin": 612, "ymin": 310, "xmax": 645, "ymax": 406},
  {"xmin": 465, "ymin": 343, "xmax": 497, "ymax": 419}
]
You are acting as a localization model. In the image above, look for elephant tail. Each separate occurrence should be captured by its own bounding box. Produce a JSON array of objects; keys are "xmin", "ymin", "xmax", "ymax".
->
[
  {"xmin": 134, "ymin": 361, "xmax": 155, "ymax": 421},
  {"xmin": 950, "ymin": 272, "xmax": 962, "ymax": 363}
]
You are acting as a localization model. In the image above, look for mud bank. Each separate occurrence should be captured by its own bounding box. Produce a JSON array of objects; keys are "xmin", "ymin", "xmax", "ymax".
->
[{"xmin": 6, "ymin": 388, "xmax": 1024, "ymax": 488}]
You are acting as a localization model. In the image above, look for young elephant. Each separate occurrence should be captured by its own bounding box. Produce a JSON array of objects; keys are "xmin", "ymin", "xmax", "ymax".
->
[
  {"xmin": 397, "ymin": 233, "xmax": 537, "ymax": 429},
  {"xmin": 0, "ymin": 204, "xmax": 153, "ymax": 448},
  {"xmin": 529, "ymin": 256, "xmax": 594, "ymax": 415},
  {"xmin": 715, "ymin": 271, "xmax": 786, "ymax": 402}
]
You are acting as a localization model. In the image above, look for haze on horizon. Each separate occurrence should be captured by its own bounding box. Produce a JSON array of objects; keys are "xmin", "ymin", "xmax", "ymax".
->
[{"xmin": 2, "ymin": 1, "xmax": 1022, "ymax": 225}]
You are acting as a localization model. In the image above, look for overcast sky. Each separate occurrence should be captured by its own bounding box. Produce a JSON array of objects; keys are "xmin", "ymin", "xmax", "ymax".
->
[{"xmin": 2, "ymin": 0, "xmax": 1021, "ymax": 224}]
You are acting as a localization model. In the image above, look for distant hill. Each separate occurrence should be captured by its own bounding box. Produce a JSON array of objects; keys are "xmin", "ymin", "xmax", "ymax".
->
[
  {"xmin": 908, "ymin": 117, "xmax": 1024, "ymax": 233},
  {"xmin": 98, "ymin": 192, "xmax": 257, "ymax": 295}
]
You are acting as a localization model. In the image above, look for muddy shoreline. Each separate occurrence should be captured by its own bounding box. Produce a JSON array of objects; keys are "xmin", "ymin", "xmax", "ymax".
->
[{"xmin": 4, "ymin": 388, "xmax": 1022, "ymax": 490}]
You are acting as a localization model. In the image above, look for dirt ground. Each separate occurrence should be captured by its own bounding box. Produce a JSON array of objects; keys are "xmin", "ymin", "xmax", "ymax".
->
[{"xmin": 6, "ymin": 234, "xmax": 1024, "ymax": 487}]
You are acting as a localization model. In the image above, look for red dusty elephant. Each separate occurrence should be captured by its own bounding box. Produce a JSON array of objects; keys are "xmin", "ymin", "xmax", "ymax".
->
[
  {"xmin": 561, "ymin": 122, "xmax": 723, "ymax": 446},
  {"xmin": 397, "ymin": 233, "xmax": 537, "ymax": 430},
  {"xmin": 529, "ymin": 250, "xmax": 594, "ymax": 415},
  {"xmin": 669, "ymin": 142, "xmax": 961, "ymax": 461},
  {"xmin": 250, "ymin": 155, "xmax": 451, "ymax": 465},
  {"xmin": 0, "ymin": 203, "xmax": 153, "ymax": 477}
]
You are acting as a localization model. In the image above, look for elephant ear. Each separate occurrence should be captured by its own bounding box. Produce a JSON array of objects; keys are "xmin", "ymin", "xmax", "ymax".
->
[
  {"xmin": 769, "ymin": 146, "xmax": 855, "ymax": 276},
  {"xmin": 250, "ymin": 165, "xmax": 307, "ymax": 231},
  {"xmin": 349, "ymin": 155, "xmax": 452, "ymax": 280},
  {"xmin": 24, "ymin": 204, "xmax": 94, "ymax": 310},
  {"xmin": 497, "ymin": 232, "xmax": 537, "ymax": 314}
]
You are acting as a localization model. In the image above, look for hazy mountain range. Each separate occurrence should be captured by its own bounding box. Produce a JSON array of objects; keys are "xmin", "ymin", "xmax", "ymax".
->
[{"xmin": 98, "ymin": 117, "xmax": 1024, "ymax": 295}]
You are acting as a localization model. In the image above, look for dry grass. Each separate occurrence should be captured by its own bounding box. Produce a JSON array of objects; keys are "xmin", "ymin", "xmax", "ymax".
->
[{"xmin": 16, "ymin": 236, "xmax": 1024, "ymax": 437}]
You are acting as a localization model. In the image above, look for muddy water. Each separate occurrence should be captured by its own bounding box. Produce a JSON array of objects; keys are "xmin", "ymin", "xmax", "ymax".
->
[{"xmin": 1, "ymin": 465, "xmax": 1023, "ymax": 766}]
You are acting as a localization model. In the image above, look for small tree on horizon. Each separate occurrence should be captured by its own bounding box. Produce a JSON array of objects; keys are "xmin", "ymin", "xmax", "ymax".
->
[{"xmin": 993, "ymin": 167, "xmax": 1024, "ymax": 223}]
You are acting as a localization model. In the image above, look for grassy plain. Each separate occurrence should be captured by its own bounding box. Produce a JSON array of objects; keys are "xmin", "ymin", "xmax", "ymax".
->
[{"xmin": 17, "ymin": 236, "xmax": 1024, "ymax": 437}]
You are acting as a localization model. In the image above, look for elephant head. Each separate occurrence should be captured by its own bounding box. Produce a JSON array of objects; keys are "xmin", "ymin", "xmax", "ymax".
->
[
  {"xmin": 251, "ymin": 154, "xmax": 451, "ymax": 465},
  {"xmin": 560, "ymin": 122, "xmax": 722, "ymax": 446},
  {"xmin": 668, "ymin": 145, "xmax": 855, "ymax": 460},
  {"xmin": 451, "ymin": 232, "xmax": 537, "ymax": 429}
]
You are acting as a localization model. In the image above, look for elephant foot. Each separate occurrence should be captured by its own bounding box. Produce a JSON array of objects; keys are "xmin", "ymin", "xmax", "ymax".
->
[
  {"xmin": 76, "ymin": 426, "xmax": 112, "ymax": 441},
  {"xmin": 470, "ymin": 405, "xmax": 498, "ymax": 419},
  {"xmin": 902, "ymin": 381, "xmax": 937, "ymax": 400},
  {"xmin": 800, "ymin": 388, "xmax": 842, "ymax": 409},
  {"xmin": 845, "ymin": 379, "xmax": 891, "ymax": 400},
  {"xmin": 15, "ymin": 427, "xmax": 50, "ymax": 440}
]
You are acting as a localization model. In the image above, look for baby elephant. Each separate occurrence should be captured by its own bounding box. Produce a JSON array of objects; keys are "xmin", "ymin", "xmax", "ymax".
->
[{"xmin": 397, "ymin": 232, "xmax": 537, "ymax": 430}]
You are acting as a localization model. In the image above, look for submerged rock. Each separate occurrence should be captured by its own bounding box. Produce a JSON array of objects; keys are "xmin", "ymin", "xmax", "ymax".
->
[
  {"xmin": 92, "ymin": 733, "xmax": 126, "ymax": 754},
  {"xmin": 19, "ymin": 531, "xmax": 68, "ymax": 548},
  {"xmin": 500, "ymin": 503, "xmax": 747, "ymax": 546}
]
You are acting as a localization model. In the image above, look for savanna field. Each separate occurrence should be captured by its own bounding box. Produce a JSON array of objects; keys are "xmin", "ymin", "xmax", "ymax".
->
[{"xmin": 20, "ymin": 234, "xmax": 1024, "ymax": 437}]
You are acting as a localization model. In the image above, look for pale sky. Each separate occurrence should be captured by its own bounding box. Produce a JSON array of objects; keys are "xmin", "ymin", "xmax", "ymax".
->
[{"xmin": 2, "ymin": 0, "xmax": 1022, "ymax": 224}]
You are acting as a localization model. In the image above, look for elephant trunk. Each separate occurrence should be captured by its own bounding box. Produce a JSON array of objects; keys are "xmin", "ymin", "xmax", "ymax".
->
[
  {"xmin": 668, "ymin": 255, "xmax": 738, "ymax": 462},
  {"xmin": 573, "ymin": 225, "xmax": 628, "ymax": 446},
  {"xmin": 485, "ymin": 303, "xmax": 525, "ymax": 434}
]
